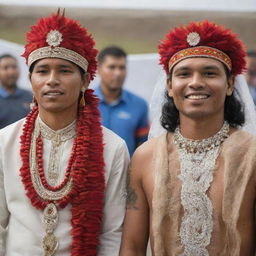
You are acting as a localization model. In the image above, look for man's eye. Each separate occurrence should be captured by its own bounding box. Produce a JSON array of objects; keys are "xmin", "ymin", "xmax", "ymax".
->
[
  {"xmin": 61, "ymin": 69, "xmax": 71, "ymax": 73},
  {"xmin": 205, "ymin": 72, "xmax": 216, "ymax": 76},
  {"xmin": 177, "ymin": 72, "xmax": 189, "ymax": 77},
  {"xmin": 36, "ymin": 70, "xmax": 47, "ymax": 73}
]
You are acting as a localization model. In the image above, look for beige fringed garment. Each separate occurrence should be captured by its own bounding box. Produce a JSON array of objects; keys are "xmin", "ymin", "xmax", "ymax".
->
[{"xmin": 152, "ymin": 130, "xmax": 256, "ymax": 256}]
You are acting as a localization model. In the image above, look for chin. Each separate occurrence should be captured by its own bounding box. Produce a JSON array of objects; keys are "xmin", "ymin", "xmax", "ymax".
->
[
  {"xmin": 40, "ymin": 104, "xmax": 66, "ymax": 113},
  {"xmin": 183, "ymin": 110, "xmax": 212, "ymax": 120},
  {"xmin": 109, "ymin": 86, "xmax": 122, "ymax": 91},
  {"xmin": 5, "ymin": 83, "xmax": 17, "ymax": 88}
]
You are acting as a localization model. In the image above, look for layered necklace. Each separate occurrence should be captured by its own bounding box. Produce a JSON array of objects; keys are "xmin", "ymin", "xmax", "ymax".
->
[
  {"xmin": 173, "ymin": 122, "xmax": 229, "ymax": 256},
  {"xmin": 20, "ymin": 89, "xmax": 105, "ymax": 256}
]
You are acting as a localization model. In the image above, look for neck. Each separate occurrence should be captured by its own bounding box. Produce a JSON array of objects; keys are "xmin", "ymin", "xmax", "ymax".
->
[
  {"xmin": 100, "ymin": 83, "xmax": 121, "ymax": 104},
  {"xmin": 179, "ymin": 115, "xmax": 225, "ymax": 140},
  {"xmin": 38, "ymin": 108, "xmax": 78, "ymax": 131}
]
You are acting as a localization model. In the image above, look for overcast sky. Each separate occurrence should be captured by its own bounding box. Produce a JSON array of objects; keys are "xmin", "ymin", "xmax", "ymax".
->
[{"xmin": 0, "ymin": 0, "xmax": 256, "ymax": 12}]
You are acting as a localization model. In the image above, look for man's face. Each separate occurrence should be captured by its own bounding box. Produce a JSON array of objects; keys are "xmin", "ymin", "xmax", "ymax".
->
[
  {"xmin": 0, "ymin": 57, "xmax": 20, "ymax": 88},
  {"xmin": 30, "ymin": 58, "xmax": 88, "ymax": 114},
  {"xmin": 98, "ymin": 55, "xmax": 126, "ymax": 91},
  {"xmin": 245, "ymin": 56, "xmax": 256, "ymax": 87},
  {"xmin": 168, "ymin": 57, "xmax": 234, "ymax": 122}
]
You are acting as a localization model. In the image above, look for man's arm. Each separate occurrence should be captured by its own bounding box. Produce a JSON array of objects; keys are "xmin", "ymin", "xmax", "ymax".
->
[
  {"xmin": 0, "ymin": 144, "xmax": 9, "ymax": 256},
  {"xmin": 98, "ymin": 140, "xmax": 130, "ymax": 256},
  {"xmin": 119, "ymin": 148, "xmax": 150, "ymax": 256}
]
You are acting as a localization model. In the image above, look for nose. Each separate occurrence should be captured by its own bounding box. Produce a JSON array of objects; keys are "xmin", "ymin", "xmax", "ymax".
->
[
  {"xmin": 7, "ymin": 66, "xmax": 18, "ymax": 76},
  {"xmin": 46, "ymin": 71, "xmax": 60, "ymax": 87},
  {"xmin": 188, "ymin": 72, "xmax": 205, "ymax": 89},
  {"xmin": 113, "ymin": 67, "xmax": 125, "ymax": 78}
]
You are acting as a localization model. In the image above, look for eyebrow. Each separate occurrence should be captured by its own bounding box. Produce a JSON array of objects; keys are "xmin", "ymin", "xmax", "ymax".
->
[
  {"xmin": 203, "ymin": 65, "xmax": 221, "ymax": 70},
  {"xmin": 174, "ymin": 64, "xmax": 221, "ymax": 73},
  {"xmin": 174, "ymin": 67, "xmax": 190, "ymax": 72}
]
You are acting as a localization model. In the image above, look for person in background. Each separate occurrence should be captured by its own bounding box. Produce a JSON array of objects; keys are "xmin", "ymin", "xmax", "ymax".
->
[
  {"xmin": 94, "ymin": 46, "xmax": 149, "ymax": 156},
  {"xmin": 245, "ymin": 50, "xmax": 256, "ymax": 104},
  {"xmin": 0, "ymin": 54, "xmax": 32, "ymax": 128}
]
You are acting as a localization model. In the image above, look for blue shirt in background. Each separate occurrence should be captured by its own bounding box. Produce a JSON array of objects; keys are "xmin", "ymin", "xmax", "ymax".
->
[
  {"xmin": 0, "ymin": 86, "xmax": 32, "ymax": 129},
  {"xmin": 94, "ymin": 87, "xmax": 149, "ymax": 156}
]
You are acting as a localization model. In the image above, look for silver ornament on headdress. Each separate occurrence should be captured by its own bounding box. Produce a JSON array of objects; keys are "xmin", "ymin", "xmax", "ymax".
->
[
  {"xmin": 187, "ymin": 32, "xmax": 200, "ymax": 46},
  {"xmin": 46, "ymin": 30, "xmax": 63, "ymax": 47},
  {"xmin": 28, "ymin": 28, "xmax": 89, "ymax": 72}
]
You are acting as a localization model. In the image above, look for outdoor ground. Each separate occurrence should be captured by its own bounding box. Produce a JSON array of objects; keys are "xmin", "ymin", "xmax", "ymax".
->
[{"xmin": 0, "ymin": 5, "xmax": 255, "ymax": 53}]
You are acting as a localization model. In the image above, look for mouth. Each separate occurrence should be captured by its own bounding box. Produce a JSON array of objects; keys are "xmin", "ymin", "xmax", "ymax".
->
[
  {"xmin": 43, "ymin": 90, "xmax": 64, "ymax": 96},
  {"xmin": 185, "ymin": 94, "xmax": 210, "ymax": 100}
]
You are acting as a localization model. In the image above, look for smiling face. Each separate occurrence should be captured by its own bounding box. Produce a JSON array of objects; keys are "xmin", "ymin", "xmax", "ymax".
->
[
  {"xmin": 30, "ymin": 58, "xmax": 89, "ymax": 116},
  {"xmin": 168, "ymin": 57, "xmax": 234, "ymax": 123}
]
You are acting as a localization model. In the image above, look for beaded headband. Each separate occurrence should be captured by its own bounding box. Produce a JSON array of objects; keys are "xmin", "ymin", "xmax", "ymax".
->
[
  {"xmin": 28, "ymin": 30, "xmax": 89, "ymax": 71},
  {"xmin": 168, "ymin": 32, "xmax": 232, "ymax": 71}
]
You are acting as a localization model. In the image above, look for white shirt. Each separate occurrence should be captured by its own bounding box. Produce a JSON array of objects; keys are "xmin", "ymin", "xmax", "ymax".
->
[{"xmin": 0, "ymin": 118, "xmax": 130, "ymax": 256}]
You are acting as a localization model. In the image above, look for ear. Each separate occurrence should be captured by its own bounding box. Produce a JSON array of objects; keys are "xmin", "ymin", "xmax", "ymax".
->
[
  {"xmin": 226, "ymin": 75, "xmax": 235, "ymax": 96},
  {"xmin": 28, "ymin": 73, "xmax": 35, "ymax": 94},
  {"xmin": 167, "ymin": 78, "xmax": 173, "ymax": 97},
  {"xmin": 81, "ymin": 72, "xmax": 91, "ymax": 90}
]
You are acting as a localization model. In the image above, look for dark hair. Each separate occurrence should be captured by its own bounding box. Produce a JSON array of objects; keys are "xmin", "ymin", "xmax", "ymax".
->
[
  {"xmin": 97, "ymin": 46, "xmax": 127, "ymax": 65},
  {"xmin": 247, "ymin": 50, "xmax": 256, "ymax": 58},
  {"xmin": 161, "ymin": 64, "xmax": 245, "ymax": 132},
  {"xmin": 0, "ymin": 54, "xmax": 17, "ymax": 63}
]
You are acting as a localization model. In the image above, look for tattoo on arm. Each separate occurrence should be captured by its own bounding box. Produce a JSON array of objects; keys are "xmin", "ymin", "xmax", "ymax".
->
[{"xmin": 126, "ymin": 164, "xmax": 138, "ymax": 210}]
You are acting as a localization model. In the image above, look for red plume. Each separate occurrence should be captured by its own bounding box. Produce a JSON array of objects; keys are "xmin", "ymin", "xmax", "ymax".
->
[
  {"xmin": 159, "ymin": 20, "xmax": 246, "ymax": 76},
  {"xmin": 22, "ymin": 12, "xmax": 97, "ymax": 81}
]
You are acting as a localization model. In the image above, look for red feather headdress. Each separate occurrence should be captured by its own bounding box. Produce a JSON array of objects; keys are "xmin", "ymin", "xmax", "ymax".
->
[
  {"xmin": 159, "ymin": 20, "xmax": 246, "ymax": 76},
  {"xmin": 22, "ymin": 10, "xmax": 97, "ymax": 80}
]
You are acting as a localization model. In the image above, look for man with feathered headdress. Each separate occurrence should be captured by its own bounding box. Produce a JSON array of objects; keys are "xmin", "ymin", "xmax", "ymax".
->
[
  {"xmin": 120, "ymin": 20, "xmax": 256, "ymax": 256},
  {"xmin": 0, "ymin": 11, "xmax": 129, "ymax": 256}
]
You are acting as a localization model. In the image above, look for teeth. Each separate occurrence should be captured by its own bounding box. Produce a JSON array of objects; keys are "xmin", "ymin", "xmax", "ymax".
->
[
  {"xmin": 187, "ymin": 95, "xmax": 208, "ymax": 99},
  {"xmin": 46, "ymin": 92, "xmax": 62, "ymax": 96}
]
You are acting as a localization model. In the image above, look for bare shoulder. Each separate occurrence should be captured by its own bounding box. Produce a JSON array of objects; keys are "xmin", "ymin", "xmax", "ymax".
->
[
  {"xmin": 133, "ymin": 137, "xmax": 159, "ymax": 164},
  {"xmin": 130, "ymin": 137, "xmax": 160, "ymax": 180}
]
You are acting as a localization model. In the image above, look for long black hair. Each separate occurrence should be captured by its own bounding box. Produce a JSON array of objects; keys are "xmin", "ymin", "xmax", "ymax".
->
[{"xmin": 161, "ymin": 66, "xmax": 245, "ymax": 132}]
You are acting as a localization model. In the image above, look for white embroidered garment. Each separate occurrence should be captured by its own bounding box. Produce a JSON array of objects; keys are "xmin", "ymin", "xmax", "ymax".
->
[
  {"xmin": 178, "ymin": 147, "xmax": 219, "ymax": 256},
  {"xmin": 0, "ymin": 118, "xmax": 130, "ymax": 256},
  {"xmin": 174, "ymin": 122, "xmax": 229, "ymax": 256}
]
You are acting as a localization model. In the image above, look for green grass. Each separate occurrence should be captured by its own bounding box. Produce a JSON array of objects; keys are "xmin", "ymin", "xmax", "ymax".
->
[
  {"xmin": 94, "ymin": 34, "xmax": 157, "ymax": 53},
  {"xmin": 0, "ymin": 27, "xmax": 157, "ymax": 54},
  {"xmin": 0, "ymin": 27, "xmax": 27, "ymax": 45}
]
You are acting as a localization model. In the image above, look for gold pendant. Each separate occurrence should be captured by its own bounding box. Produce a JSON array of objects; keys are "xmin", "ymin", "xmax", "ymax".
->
[
  {"xmin": 43, "ymin": 232, "xmax": 59, "ymax": 256},
  {"xmin": 42, "ymin": 203, "xmax": 59, "ymax": 256}
]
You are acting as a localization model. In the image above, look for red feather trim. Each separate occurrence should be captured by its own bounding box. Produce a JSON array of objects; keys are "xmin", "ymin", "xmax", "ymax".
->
[
  {"xmin": 22, "ymin": 12, "xmax": 97, "ymax": 81},
  {"xmin": 159, "ymin": 20, "xmax": 246, "ymax": 76}
]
